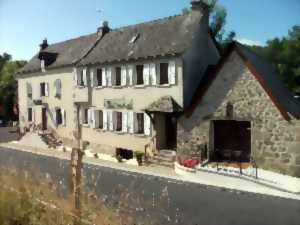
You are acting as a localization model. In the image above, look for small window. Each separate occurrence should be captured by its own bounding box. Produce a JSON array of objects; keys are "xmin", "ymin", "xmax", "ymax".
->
[
  {"xmin": 136, "ymin": 113, "xmax": 144, "ymax": 134},
  {"xmin": 97, "ymin": 68, "xmax": 102, "ymax": 86},
  {"xmin": 56, "ymin": 108, "xmax": 62, "ymax": 125},
  {"xmin": 136, "ymin": 65, "xmax": 144, "ymax": 85},
  {"xmin": 54, "ymin": 79, "xmax": 61, "ymax": 98},
  {"xmin": 83, "ymin": 108, "xmax": 88, "ymax": 124},
  {"xmin": 28, "ymin": 108, "xmax": 33, "ymax": 122},
  {"xmin": 116, "ymin": 112, "xmax": 122, "ymax": 131},
  {"xmin": 40, "ymin": 83, "xmax": 46, "ymax": 96},
  {"xmin": 98, "ymin": 110, "xmax": 103, "ymax": 129},
  {"xmin": 115, "ymin": 67, "xmax": 121, "ymax": 86},
  {"xmin": 159, "ymin": 63, "xmax": 169, "ymax": 85}
]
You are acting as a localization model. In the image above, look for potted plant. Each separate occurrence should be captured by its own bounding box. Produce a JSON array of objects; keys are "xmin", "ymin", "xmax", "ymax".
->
[
  {"xmin": 135, "ymin": 152, "xmax": 144, "ymax": 166},
  {"xmin": 116, "ymin": 154, "xmax": 123, "ymax": 163}
]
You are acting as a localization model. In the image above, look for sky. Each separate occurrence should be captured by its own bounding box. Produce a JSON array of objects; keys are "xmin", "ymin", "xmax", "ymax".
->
[{"xmin": 0, "ymin": 0, "xmax": 299, "ymax": 61}]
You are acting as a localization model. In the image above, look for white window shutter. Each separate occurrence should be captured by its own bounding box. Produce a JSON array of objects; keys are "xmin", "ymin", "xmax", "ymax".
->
[
  {"xmin": 45, "ymin": 83, "xmax": 49, "ymax": 97},
  {"xmin": 90, "ymin": 68, "xmax": 95, "ymax": 87},
  {"xmin": 144, "ymin": 113, "xmax": 151, "ymax": 136},
  {"xmin": 88, "ymin": 108, "xmax": 92, "ymax": 126},
  {"xmin": 109, "ymin": 111, "xmax": 114, "ymax": 131},
  {"xmin": 32, "ymin": 108, "xmax": 35, "ymax": 122},
  {"xmin": 122, "ymin": 112, "xmax": 128, "ymax": 133},
  {"xmin": 143, "ymin": 64, "xmax": 150, "ymax": 85},
  {"xmin": 79, "ymin": 108, "xmax": 83, "ymax": 124},
  {"xmin": 91, "ymin": 109, "xmax": 96, "ymax": 128},
  {"xmin": 127, "ymin": 65, "xmax": 133, "ymax": 85},
  {"xmin": 94, "ymin": 110, "xmax": 100, "ymax": 128},
  {"xmin": 73, "ymin": 68, "xmax": 78, "ymax": 86},
  {"xmin": 128, "ymin": 111, "xmax": 134, "ymax": 134},
  {"xmin": 168, "ymin": 61, "xmax": 176, "ymax": 85},
  {"xmin": 133, "ymin": 112, "xmax": 138, "ymax": 133},
  {"xmin": 150, "ymin": 63, "xmax": 157, "ymax": 85},
  {"xmin": 82, "ymin": 68, "xmax": 87, "ymax": 86},
  {"xmin": 102, "ymin": 68, "xmax": 107, "ymax": 86},
  {"xmin": 121, "ymin": 66, "xmax": 127, "ymax": 86},
  {"xmin": 62, "ymin": 109, "xmax": 66, "ymax": 126},
  {"xmin": 103, "ymin": 110, "xmax": 108, "ymax": 130},
  {"xmin": 107, "ymin": 68, "xmax": 112, "ymax": 86},
  {"xmin": 53, "ymin": 109, "xmax": 57, "ymax": 126}
]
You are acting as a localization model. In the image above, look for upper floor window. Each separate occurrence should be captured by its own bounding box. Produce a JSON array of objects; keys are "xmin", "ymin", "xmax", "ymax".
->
[
  {"xmin": 54, "ymin": 108, "xmax": 66, "ymax": 126},
  {"xmin": 54, "ymin": 79, "xmax": 61, "ymax": 98},
  {"xmin": 135, "ymin": 113, "xmax": 144, "ymax": 134},
  {"xmin": 26, "ymin": 83, "xmax": 32, "ymax": 99},
  {"xmin": 136, "ymin": 65, "xmax": 144, "ymax": 85},
  {"xmin": 74, "ymin": 68, "xmax": 87, "ymax": 86},
  {"xmin": 159, "ymin": 63, "xmax": 169, "ymax": 85},
  {"xmin": 96, "ymin": 68, "xmax": 102, "ymax": 86},
  {"xmin": 115, "ymin": 67, "xmax": 122, "ymax": 86},
  {"xmin": 40, "ymin": 82, "xmax": 49, "ymax": 97}
]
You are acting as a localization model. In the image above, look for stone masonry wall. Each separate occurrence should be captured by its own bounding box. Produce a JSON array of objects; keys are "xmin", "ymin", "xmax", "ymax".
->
[{"xmin": 177, "ymin": 51, "xmax": 300, "ymax": 177}]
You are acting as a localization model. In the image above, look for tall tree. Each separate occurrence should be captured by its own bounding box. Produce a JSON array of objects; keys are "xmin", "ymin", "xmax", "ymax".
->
[{"xmin": 0, "ymin": 54, "xmax": 26, "ymax": 121}]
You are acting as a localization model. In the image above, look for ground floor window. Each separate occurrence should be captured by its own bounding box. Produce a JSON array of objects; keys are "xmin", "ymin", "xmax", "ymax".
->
[
  {"xmin": 55, "ymin": 108, "xmax": 62, "ymax": 125},
  {"xmin": 98, "ymin": 110, "xmax": 103, "ymax": 129},
  {"xmin": 83, "ymin": 108, "xmax": 88, "ymax": 124},
  {"xmin": 116, "ymin": 148, "xmax": 133, "ymax": 160},
  {"xmin": 28, "ymin": 108, "xmax": 33, "ymax": 122},
  {"xmin": 135, "ymin": 113, "xmax": 144, "ymax": 134}
]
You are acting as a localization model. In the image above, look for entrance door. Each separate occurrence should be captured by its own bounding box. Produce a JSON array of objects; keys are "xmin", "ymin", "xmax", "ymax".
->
[
  {"xmin": 42, "ymin": 108, "xmax": 47, "ymax": 130},
  {"xmin": 213, "ymin": 120, "xmax": 251, "ymax": 162},
  {"xmin": 165, "ymin": 115, "xmax": 177, "ymax": 150}
]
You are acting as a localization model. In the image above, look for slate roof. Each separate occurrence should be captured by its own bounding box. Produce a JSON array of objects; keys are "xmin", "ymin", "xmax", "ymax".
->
[
  {"xmin": 77, "ymin": 13, "xmax": 202, "ymax": 66},
  {"xmin": 17, "ymin": 33, "xmax": 99, "ymax": 75},
  {"xmin": 186, "ymin": 42, "xmax": 300, "ymax": 120},
  {"xmin": 144, "ymin": 96, "xmax": 182, "ymax": 113}
]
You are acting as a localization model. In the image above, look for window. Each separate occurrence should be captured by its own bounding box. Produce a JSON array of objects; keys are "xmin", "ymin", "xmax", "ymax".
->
[
  {"xmin": 98, "ymin": 110, "xmax": 103, "ymax": 129},
  {"xmin": 115, "ymin": 67, "xmax": 121, "ymax": 86},
  {"xmin": 136, "ymin": 113, "xmax": 144, "ymax": 134},
  {"xmin": 115, "ymin": 111, "xmax": 122, "ymax": 131},
  {"xmin": 54, "ymin": 79, "xmax": 61, "ymax": 98},
  {"xmin": 28, "ymin": 108, "xmax": 33, "ymax": 122},
  {"xmin": 159, "ymin": 63, "xmax": 169, "ymax": 84},
  {"xmin": 55, "ymin": 108, "xmax": 62, "ymax": 125},
  {"xmin": 83, "ymin": 108, "xmax": 88, "ymax": 124},
  {"xmin": 80, "ymin": 70, "xmax": 85, "ymax": 86},
  {"xmin": 27, "ymin": 83, "xmax": 32, "ymax": 99},
  {"xmin": 136, "ymin": 65, "xmax": 144, "ymax": 85},
  {"xmin": 96, "ymin": 68, "xmax": 102, "ymax": 86},
  {"xmin": 40, "ymin": 83, "xmax": 49, "ymax": 97}
]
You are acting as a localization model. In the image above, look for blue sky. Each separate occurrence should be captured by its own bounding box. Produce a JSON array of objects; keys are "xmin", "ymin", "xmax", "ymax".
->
[{"xmin": 0, "ymin": 0, "xmax": 299, "ymax": 61}]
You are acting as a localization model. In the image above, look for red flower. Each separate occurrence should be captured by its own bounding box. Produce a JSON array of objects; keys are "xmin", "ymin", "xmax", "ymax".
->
[{"xmin": 179, "ymin": 159, "xmax": 199, "ymax": 168}]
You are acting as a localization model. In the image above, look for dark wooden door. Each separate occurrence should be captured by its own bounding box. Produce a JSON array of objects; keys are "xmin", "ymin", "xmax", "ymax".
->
[
  {"xmin": 165, "ymin": 115, "xmax": 177, "ymax": 150},
  {"xmin": 42, "ymin": 108, "xmax": 47, "ymax": 130}
]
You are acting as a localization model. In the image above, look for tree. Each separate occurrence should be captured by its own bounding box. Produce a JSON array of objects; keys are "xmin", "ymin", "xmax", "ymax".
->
[
  {"xmin": 0, "ymin": 54, "xmax": 26, "ymax": 121},
  {"xmin": 250, "ymin": 25, "xmax": 300, "ymax": 95}
]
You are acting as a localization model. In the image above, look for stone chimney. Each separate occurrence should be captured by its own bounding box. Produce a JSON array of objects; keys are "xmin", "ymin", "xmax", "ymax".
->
[
  {"xmin": 190, "ymin": 0, "xmax": 209, "ymax": 30},
  {"xmin": 97, "ymin": 21, "xmax": 110, "ymax": 37},
  {"xmin": 39, "ymin": 38, "xmax": 48, "ymax": 51}
]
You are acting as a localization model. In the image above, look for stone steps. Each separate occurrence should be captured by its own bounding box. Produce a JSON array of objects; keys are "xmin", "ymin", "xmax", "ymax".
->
[
  {"xmin": 149, "ymin": 150, "xmax": 176, "ymax": 168},
  {"xmin": 39, "ymin": 132, "xmax": 62, "ymax": 149}
]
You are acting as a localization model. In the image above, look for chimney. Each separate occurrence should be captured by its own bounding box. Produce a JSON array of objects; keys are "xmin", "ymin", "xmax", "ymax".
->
[
  {"xmin": 39, "ymin": 38, "xmax": 48, "ymax": 51},
  {"xmin": 190, "ymin": 0, "xmax": 209, "ymax": 29},
  {"xmin": 97, "ymin": 21, "xmax": 110, "ymax": 37}
]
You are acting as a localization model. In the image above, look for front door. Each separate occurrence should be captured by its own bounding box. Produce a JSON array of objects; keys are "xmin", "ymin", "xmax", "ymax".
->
[
  {"xmin": 165, "ymin": 114, "xmax": 177, "ymax": 150},
  {"xmin": 42, "ymin": 108, "xmax": 47, "ymax": 130}
]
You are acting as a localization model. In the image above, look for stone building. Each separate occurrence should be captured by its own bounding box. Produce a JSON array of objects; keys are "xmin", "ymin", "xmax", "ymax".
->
[{"xmin": 177, "ymin": 42, "xmax": 300, "ymax": 177}]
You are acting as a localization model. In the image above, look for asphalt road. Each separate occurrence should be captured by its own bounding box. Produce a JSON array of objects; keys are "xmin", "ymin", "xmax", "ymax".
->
[{"xmin": 0, "ymin": 126, "xmax": 20, "ymax": 143}]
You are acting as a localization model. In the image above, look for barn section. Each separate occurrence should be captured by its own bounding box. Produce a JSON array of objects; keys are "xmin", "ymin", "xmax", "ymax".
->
[{"xmin": 177, "ymin": 42, "xmax": 300, "ymax": 177}]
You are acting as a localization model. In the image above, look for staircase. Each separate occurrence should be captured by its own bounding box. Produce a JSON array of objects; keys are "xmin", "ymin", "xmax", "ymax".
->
[
  {"xmin": 148, "ymin": 150, "xmax": 176, "ymax": 168},
  {"xmin": 39, "ymin": 132, "xmax": 62, "ymax": 149}
]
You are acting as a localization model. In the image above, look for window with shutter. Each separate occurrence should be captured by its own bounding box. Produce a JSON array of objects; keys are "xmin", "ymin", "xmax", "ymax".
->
[
  {"xmin": 136, "ymin": 65, "xmax": 144, "ymax": 85},
  {"xmin": 106, "ymin": 68, "xmax": 112, "ymax": 86},
  {"xmin": 55, "ymin": 108, "xmax": 62, "ymax": 125},
  {"xmin": 122, "ymin": 112, "xmax": 128, "ymax": 132},
  {"xmin": 40, "ymin": 83, "xmax": 46, "ymax": 97},
  {"xmin": 103, "ymin": 110, "xmax": 108, "ymax": 130},
  {"xmin": 27, "ymin": 83, "xmax": 32, "ymax": 99},
  {"xmin": 54, "ymin": 79, "xmax": 61, "ymax": 98},
  {"xmin": 116, "ymin": 111, "xmax": 122, "ymax": 131},
  {"xmin": 136, "ymin": 113, "xmax": 144, "ymax": 134},
  {"xmin": 98, "ymin": 110, "xmax": 103, "ymax": 129},
  {"xmin": 62, "ymin": 109, "xmax": 66, "ymax": 126},
  {"xmin": 144, "ymin": 113, "xmax": 151, "ymax": 136},
  {"xmin": 108, "ymin": 111, "xmax": 114, "ymax": 131},
  {"xmin": 115, "ymin": 67, "xmax": 121, "ymax": 86},
  {"xmin": 97, "ymin": 68, "xmax": 102, "ymax": 86},
  {"xmin": 102, "ymin": 68, "xmax": 107, "ymax": 86},
  {"xmin": 83, "ymin": 108, "xmax": 89, "ymax": 124},
  {"xmin": 45, "ymin": 83, "xmax": 49, "ymax": 97},
  {"xmin": 160, "ymin": 63, "xmax": 169, "ymax": 85},
  {"xmin": 82, "ymin": 68, "xmax": 87, "ymax": 86}
]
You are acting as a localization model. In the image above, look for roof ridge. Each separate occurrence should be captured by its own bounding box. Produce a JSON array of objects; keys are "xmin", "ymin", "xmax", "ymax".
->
[{"xmin": 46, "ymin": 32, "xmax": 97, "ymax": 47}]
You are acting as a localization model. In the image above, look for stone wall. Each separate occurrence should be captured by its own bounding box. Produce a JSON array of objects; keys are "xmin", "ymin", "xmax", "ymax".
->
[{"xmin": 177, "ymin": 51, "xmax": 300, "ymax": 177}]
